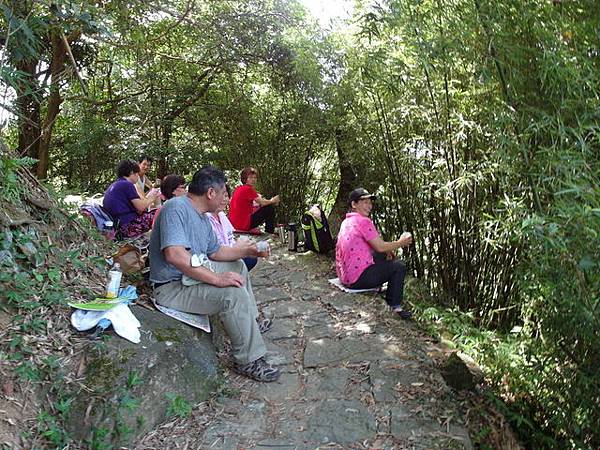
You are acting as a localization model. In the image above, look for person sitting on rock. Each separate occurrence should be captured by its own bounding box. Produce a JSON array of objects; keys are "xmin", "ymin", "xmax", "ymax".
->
[
  {"xmin": 229, "ymin": 167, "xmax": 280, "ymax": 234},
  {"xmin": 336, "ymin": 188, "xmax": 413, "ymax": 319},
  {"xmin": 149, "ymin": 165, "xmax": 279, "ymax": 382},
  {"xmin": 207, "ymin": 185, "xmax": 259, "ymax": 271},
  {"xmin": 103, "ymin": 159, "xmax": 159, "ymax": 239}
]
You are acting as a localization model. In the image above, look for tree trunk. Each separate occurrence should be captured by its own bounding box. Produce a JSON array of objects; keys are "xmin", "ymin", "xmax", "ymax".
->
[
  {"xmin": 155, "ymin": 70, "xmax": 215, "ymax": 179},
  {"xmin": 157, "ymin": 122, "xmax": 172, "ymax": 179},
  {"xmin": 15, "ymin": 59, "xmax": 41, "ymax": 160},
  {"xmin": 328, "ymin": 129, "xmax": 357, "ymax": 237},
  {"xmin": 11, "ymin": 1, "xmax": 40, "ymax": 161},
  {"xmin": 37, "ymin": 30, "xmax": 68, "ymax": 179}
]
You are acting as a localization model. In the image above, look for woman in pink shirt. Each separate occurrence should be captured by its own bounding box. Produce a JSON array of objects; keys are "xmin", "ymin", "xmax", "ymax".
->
[
  {"xmin": 336, "ymin": 188, "xmax": 414, "ymax": 319},
  {"xmin": 207, "ymin": 186, "xmax": 258, "ymax": 271},
  {"xmin": 205, "ymin": 185, "xmax": 271, "ymax": 333}
]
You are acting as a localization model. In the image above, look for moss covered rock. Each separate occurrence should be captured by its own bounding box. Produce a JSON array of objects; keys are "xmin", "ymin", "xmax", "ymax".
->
[{"xmin": 67, "ymin": 307, "xmax": 220, "ymax": 447}]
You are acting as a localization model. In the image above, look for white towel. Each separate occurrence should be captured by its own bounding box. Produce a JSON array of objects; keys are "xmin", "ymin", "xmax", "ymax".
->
[
  {"xmin": 328, "ymin": 277, "xmax": 385, "ymax": 293},
  {"xmin": 182, "ymin": 253, "xmax": 213, "ymax": 286},
  {"xmin": 153, "ymin": 302, "xmax": 211, "ymax": 333},
  {"xmin": 71, "ymin": 303, "xmax": 141, "ymax": 343}
]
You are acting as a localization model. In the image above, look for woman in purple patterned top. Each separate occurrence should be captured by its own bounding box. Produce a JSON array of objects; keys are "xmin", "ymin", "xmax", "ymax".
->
[{"xmin": 103, "ymin": 160, "xmax": 159, "ymax": 239}]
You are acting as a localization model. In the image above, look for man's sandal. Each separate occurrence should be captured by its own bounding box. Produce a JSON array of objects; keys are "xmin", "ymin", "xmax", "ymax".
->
[
  {"xmin": 234, "ymin": 357, "xmax": 280, "ymax": 382},
  {"xmin": 256, "ymin": 317, "xmax": 273, "ymax": 334}
]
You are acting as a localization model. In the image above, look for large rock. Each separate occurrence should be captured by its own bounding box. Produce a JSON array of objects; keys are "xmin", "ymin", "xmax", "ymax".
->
[
  {"xmin": 67, "ymin": 306, "xmax": 220, "ymax": 447},
  {"xmin": 441, "ymin": 351, "xmax": 484, "ymax": 391}
]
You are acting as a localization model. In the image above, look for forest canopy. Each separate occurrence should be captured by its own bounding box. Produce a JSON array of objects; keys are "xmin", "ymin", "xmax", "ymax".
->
[{"xmin": 1, "ymin": 0, "xmax": 598, "ymax": 449}]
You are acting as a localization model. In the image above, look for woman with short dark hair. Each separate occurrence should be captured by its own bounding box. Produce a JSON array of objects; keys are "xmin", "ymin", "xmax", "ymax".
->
[
  {"xmin": 136, "ymin": 155, "xmax": 154, "ymax": 194},
  {"xmin": 151, "ymin": 174, "xmax": 187, "ymax": 228},
  {"xmin": 103, "ymin": 160, "xmax": 159, "ymax": 238},
  {"xmin": 229, "ymin": 167, "xmax": 280, "ymax": 234},
  {"xmin": 117, "ymin": 159, "xmax": 139, "ymax": 178},
  {"xmin": 160, "ymin": 174, "xmax": 187, "ymax": 200}
]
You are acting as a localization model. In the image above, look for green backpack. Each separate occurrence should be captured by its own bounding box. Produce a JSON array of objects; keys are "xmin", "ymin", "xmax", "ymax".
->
[{"xmin": 301, "ymin": 205, "xmax": 334, "ymax": 254}]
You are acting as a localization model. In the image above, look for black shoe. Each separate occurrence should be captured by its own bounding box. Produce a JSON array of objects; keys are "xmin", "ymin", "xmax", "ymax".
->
[
  {"xmin": 392, "ymin": 306, "xmax": 413, "ymax": 320},
  {"xmin": 234, "ymin": 357, "xmax": 280, "ymax": 382}
]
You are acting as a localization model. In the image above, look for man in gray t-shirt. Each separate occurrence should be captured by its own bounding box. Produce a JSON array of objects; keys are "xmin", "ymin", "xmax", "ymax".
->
[
  {"xmin": 149, "ymin": 166, "xmax": 279, "ymax": 382},
  {"xmin": 149, "ymin": 196, "xmax": 220, "ymax": 284}
]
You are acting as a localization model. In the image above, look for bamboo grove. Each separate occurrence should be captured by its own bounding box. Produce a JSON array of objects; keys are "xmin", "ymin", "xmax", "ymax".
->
[{"xmin": 1, "ymin": 0, "xmax": 598, "ymax": 448}]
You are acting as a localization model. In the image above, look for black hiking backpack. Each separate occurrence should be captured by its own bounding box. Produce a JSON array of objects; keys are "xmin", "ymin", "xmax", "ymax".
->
[{"xmin": 301, "ymin": 205, "xmax": 334, "ymax": 254}]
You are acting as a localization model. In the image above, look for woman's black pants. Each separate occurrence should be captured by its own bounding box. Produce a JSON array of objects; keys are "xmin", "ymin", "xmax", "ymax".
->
[
  {"xmin": 250, "ymin": 204, "xmax": 276, "ymax": 234},
  {"xmin": 349, "ymin": 258, "xmax": 407, "ymax": 308}
]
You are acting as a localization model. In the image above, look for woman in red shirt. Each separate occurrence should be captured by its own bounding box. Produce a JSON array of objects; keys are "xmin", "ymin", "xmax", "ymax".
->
[{"xmin": 229, "ymin": 167, "xmax": 280, "ymax": 234}]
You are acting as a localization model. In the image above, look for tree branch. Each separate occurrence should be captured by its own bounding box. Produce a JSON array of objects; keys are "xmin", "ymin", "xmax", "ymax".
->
[{"xmin": 60, "ymin": 30, "xmax": 88, "ymax": 96}]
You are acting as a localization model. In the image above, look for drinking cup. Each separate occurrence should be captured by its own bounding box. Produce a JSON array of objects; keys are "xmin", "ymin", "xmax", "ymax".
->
[{"xmin": 257, "ymin": 241, "xmax": 270, "ymax": 258}]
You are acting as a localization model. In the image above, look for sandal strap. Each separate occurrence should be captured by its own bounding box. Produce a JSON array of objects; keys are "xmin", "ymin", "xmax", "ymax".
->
[
  {"xmin": 235, "ymin": 357, "xmax": 280, "ymax": 382},
  {"xmin": 257, "ymin": 317, "xmax": 273, "ymax": 333}
]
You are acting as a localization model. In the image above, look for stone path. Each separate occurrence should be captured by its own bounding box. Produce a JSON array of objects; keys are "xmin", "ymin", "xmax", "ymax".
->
[{"xmin": 137, "ymin": 239, "xmax": 472, "ymax": 449}]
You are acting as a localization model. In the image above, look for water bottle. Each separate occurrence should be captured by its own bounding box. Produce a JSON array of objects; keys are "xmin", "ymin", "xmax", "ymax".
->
[
  {"xmin": 105, "ymin": 263, "xmax": 122, "ymax": 299},
  {"xmin": 103, "ymin": 221, "xmax": 116, "ymax": 240},
  {"xmin": 287, "ymin": 223, "xmax": 298, "ymax": 252}
]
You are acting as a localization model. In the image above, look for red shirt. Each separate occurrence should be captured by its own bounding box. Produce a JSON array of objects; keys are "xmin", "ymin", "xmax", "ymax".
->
[{"xmin": 229, "ymin": 184, "xmax": 258, "ymax": 230}]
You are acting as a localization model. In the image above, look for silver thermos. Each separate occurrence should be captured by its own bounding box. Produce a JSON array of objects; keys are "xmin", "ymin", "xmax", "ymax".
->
[
  {"xmin": 278, "ymin": 225, "xmax": 287, "ymax": 242},
  {"xmin": 287, "ymin": 223, "xmax": 298, "ymax": 252}
]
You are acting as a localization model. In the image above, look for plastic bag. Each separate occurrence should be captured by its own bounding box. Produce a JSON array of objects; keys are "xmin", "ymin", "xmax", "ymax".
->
[{"xmin": 113, "ymin": 244, "xmax": 144, "ymax": 274}]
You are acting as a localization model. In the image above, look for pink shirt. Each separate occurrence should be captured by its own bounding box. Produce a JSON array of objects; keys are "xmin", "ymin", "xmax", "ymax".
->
[
  {"xmin": 335, "ymin": 212, "xmax": 379, "ymax": 285},
  {"xmin": 206, "ymin": 211, "xmax": 235, "ymax": 247}
]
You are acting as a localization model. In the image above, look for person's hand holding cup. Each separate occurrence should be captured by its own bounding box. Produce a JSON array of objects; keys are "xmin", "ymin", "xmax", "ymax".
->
[
  {"xmin": 399, "ymin": 231, "xmax": 413, "ymax": 247},
  {"xmin": 256, "ymin": 240, "xmax": 270, "ymax": 258},
  {"xmin": 235, "ymin": 236, "xmax": 258, "ymax": 257},
  {"xmin": 147, "ymin": 188, "xmax": 160, "ymax": 199}
]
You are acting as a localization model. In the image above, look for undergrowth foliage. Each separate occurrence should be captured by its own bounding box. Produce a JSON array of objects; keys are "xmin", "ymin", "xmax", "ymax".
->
[
  {"xmin": 0, "ymin": 151, "xmax": 113, "ymax": 447},
  {"xmin": 344, "ymin": 0, "xmax": 600, "ymax": 448},
  {"xmin": 0, "ymin": 156, "xmax": 38, "ymax": 205}
]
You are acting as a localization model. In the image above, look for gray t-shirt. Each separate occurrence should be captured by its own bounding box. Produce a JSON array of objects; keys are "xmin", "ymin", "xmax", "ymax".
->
[{"xmin": 149, "ymin": 195, "xmax": 220, "ymax": 283}]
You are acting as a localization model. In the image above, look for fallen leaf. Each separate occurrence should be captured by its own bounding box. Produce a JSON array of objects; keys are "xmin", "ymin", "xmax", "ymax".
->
[
  {"xmin": 76, "ymin": 355, "xmax": 87, "ymax": 378},
  {"xmin": 2, "ymin": 381, "xmax": 14, "ymax": 396}
]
